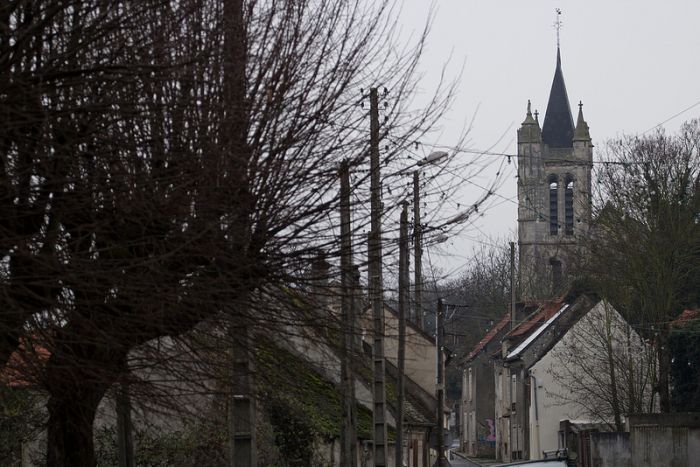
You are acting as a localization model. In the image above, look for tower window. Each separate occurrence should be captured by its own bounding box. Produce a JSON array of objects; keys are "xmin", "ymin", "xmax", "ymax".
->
[
  {"xmin": 548, "ymin": 175, "xmax": 558, "ymax": 235},
  {"xmin": 565, "ymin": 177, "xmax": 574, "ymax": 235}
]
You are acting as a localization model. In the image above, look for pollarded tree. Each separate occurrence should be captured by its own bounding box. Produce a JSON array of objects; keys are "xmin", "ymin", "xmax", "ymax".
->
[
  {"xmin": 0, "ymin": 1, "xmax": 483, "ymax": 465},
  {"xmin": 587, "ymin": 120, "xmax": 700, "ymax": 412}
]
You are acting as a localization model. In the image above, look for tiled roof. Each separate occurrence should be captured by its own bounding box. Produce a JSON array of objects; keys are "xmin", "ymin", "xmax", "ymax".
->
[
  {"xmin": 506, "ymin": 303, "xmax": 570, "ymax": 361},
  {"xmin": 466, "ymin": 313, "xmax": 511, "ymax": 362},
  {"xmin": 464, "ymin": 300, "xmax": 561, "ymax": 363},
  {"xmin": 506, "ymin": 299, "xmax": 564, "ymax": 339},
  {"xmin": 671, "ymin": 309, "xmax": 700, "ymax": 328},
  {"xmin": 1, "ymin": 339, "xmax": 50, "ymax": 388}
]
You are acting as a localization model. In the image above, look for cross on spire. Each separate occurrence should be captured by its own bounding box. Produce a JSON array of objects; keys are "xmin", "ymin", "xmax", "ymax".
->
[{"xmin": 554, "ymin": 8, "xmax": 562, "ymax": 48}]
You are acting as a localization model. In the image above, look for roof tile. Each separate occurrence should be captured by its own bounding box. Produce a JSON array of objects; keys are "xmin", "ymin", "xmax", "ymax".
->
[{"xmin": 466, "ymin": 313, "xmax": 510, "ymax": 361}]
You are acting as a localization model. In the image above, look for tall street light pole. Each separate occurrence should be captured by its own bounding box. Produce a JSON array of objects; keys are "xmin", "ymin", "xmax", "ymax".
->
[{"xmin": 410, "ymin": 150, "xmax": 447, "ymax": 330}]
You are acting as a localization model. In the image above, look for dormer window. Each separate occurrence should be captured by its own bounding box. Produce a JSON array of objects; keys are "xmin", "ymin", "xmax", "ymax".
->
[
  {"xmin": 548, "ymin": 175, "xmax": 558, "ymax": 235},
  {"xmin": 565, "ymin": 176, "xmax": 574, "ymax": 235}
]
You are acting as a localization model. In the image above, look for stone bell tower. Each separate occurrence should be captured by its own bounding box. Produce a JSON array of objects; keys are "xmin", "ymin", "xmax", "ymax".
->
[{"xmin": 517, "ymin": 47, "xmax": 593, "ymax": 299}]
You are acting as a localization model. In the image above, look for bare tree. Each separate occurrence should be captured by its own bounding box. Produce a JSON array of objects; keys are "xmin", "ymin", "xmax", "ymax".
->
[
  {"xmin": 0, "ymin": 1, "xmax": 496, "ymax": 465},
  {"xmin": 586, "ymin": 120, "xmax": 700, "ymax": 412},
  {"xmin": 546, "ymin": 301, "xmax": 657, "ymax": 430},
  {"xmin": 424, "ymin": 240, "xmax": 515, "ymax": 399}
]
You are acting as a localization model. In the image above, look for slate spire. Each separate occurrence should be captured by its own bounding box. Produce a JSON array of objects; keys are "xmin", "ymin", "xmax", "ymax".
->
[{"xmin": 541, "ymin": 47, "xmax": 575, "ymax": 148}]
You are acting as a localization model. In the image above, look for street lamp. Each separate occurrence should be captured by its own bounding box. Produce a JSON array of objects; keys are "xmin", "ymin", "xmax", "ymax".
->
[
  {"xmin": 406, "ymin": 151, "xmax": 449, "ymax": 330},
  {"xmin": 417, "ymin": 150, "xmax": 449, "ymax": 167}
]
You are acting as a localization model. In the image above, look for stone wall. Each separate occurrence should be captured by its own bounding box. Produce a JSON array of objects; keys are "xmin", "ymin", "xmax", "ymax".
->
[
  {"xmin": 629, "ymin": 413, "xmax": 700, "ymax": 467},
  {"xmin": 575, "ymin": 413, "xmax": 700, "ymax": 467},
  {"xmin": 589, "ymin": 432, "xmax": 631, "ymax": 467}
]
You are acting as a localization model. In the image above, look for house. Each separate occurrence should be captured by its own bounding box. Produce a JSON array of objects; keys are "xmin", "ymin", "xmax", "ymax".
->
[
  {"xmin": 358, "ymin": 302, "xmax": 448, "ymax": 467},
  {"xmin": 1, "ymin": 280, "xmax": 443, "ymax": 467},
  {"xmin": 492, "ymin": 291, "xmax": 653, "ymax": 463},
  {"xmin": 460, "ymin": 312, "xmax": 509, "ymax": 458},
  {"xmin": 362, "ymin": 303, "xmax": 439, "ymax": 400},
  {"xmin": 459, "ymin": 305, "xmax": 527, "ymax": 459}
]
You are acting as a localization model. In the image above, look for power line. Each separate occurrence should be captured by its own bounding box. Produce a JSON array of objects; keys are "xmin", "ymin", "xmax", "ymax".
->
[
  {"xmin": 641, "ymin": 99, "xmax": 700, "ymax": 135},
  {"xmin": 413, "ymin": 140, "xmax": 672, "ymax": 166}
]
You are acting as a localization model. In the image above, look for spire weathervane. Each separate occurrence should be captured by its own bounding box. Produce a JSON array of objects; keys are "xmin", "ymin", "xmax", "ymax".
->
[{"xmin": 554, "ymin": 8, "xmax": 562, "ymax": 48}]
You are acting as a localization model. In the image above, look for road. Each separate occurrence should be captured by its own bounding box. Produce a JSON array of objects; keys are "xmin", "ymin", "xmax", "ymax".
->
[{"xmin": 448, "ymin": 452, "xmax": 485, "ymax": 467}]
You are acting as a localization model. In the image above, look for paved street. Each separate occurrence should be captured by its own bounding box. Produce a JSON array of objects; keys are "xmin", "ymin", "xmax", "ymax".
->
[
  {"xmin": 448, "ymin": 452, "xmax": 485, "ymax": 467},
  {"xmin": 448, "ymin": 457, "xmax": 472, "ymax": 467}
]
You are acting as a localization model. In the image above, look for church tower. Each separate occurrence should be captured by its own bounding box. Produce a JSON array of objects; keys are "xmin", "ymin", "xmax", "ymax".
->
[{"xmin": 517, "ymin": 47, "xmax": 593, "ymax": 299}]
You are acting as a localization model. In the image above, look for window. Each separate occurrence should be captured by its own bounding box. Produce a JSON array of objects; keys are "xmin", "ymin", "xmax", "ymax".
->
[
  {"xmin": 565, "ymin": 176, "xmax": 574, "ymax": 235},
  {"xmin": 548, "ymin": 175, "xmax": 558, "ymax": 235}
]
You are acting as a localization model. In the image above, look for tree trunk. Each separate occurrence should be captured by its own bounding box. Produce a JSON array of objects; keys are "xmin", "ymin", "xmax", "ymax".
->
[
  {"xmin": 46, "ymin": 384, "xmax": 108, "ymax": 467},
  {"xmin": 657, "ymin": 330, "xmax": 671, "ymax": 412},
  {"xmin": 117, "ymin": 382, "xmax": 135, "ymax": 467},
  {"xmin": 45, "ymin": 331, "xmax": 126, "ymax": 467},
  {"xmin": 603, "ymin": 305, "xmax": 623, "ymax": 431}
]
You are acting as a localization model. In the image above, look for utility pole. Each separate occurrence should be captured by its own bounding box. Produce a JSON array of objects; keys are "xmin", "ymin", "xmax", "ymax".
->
[
  {"xmin": 368, "ymin": 87, "xmax": 388, "ymax": 467},
  {"xmin": 228, "ymin": 322, "xmax": 256, "ymax": 467},
  {"xmin": 435, "ymin": 299, "xmax": 447, "ymax": 467},
  {"xmin": 116, "ymin": 382, "xmax": 134, "ymax": 467},
  {"xmin": 413, "ymin": 171, "xmax": 423, "ymax": 329},
  {"xmin": 510, "ymin": 241, "xmax": 516, "ymax": 330},
  {"xmin": 339, "ymin": 160, "xmax": 357, "ymax": 467},
  {"xmin": 396, "ymin": 201, "xmax": 409, "ymax": 467}
]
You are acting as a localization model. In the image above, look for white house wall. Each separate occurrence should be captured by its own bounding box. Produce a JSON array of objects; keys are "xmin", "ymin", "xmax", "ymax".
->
[
  {"xmin": 527, "ymin": 300, "xmax": 645, "ymax": 460},
  {"xmin": 528, "ymin": 347, "xmax": 585, "ymax": 459}
]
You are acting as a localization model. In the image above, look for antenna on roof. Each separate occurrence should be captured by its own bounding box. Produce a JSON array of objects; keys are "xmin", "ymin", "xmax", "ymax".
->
[{"xmin": 554, "ymin": 8, "xmax": 563, "ymax": 48}]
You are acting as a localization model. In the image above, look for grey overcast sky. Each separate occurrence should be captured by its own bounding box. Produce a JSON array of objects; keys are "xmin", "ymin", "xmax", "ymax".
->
[{"xmin": 396, "ymin": 1, "xmax": 700, "ymax": 278}]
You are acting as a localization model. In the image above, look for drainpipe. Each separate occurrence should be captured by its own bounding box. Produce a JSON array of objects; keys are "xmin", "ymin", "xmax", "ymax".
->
[{"xmin": 530, "ymin": 371, "xmax": 541, "ymax": 459}]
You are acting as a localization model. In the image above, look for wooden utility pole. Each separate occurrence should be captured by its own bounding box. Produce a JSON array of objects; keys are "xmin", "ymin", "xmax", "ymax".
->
[
  {"xmin": 116, "ymin": 382, "xmax": 134, "ymax": 467},
  {"xmin": 223, "ymin": 0, "xmax": 256, "ymax": 463},
  {"xmin": 368, "ymin": 87, "xmax": 388, "ymax": 467},
  {"xmin": 228, "ymin": 322, "xmax": 256, "ymax": 467},
  {"xmin": 339, "ymin": 160, "xmax": 358, "ymax": 467},
  {"xmin": 413, "ymin": 171, "xmax": 423, "ymax": 329},
  {"xmin": 396, "ymin": 201, "xmax": 409, "ymax": 467},
  {"xmin": 435, "ymin": 299, "xmax": 447, "ymax": 466},
  {"xmin": 510, "ymin": 241, "xmax": 516, "ymax": 330}
]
